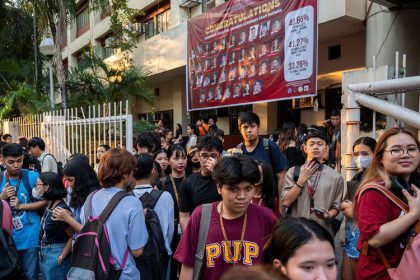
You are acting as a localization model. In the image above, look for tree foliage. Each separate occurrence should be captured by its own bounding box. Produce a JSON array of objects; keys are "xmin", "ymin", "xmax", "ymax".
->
[{"xmin": 66, "ymin": 50, "xmax": 155, "ymax": 108}]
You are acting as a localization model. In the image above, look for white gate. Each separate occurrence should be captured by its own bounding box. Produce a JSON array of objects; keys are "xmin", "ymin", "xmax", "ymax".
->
[{"xmin": 8, "ymin": 101, "xmax": 133, "ymax": 166}]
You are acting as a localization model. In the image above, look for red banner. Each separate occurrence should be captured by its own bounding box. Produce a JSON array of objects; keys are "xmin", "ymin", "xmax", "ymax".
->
[{"xmin": 187, "ymin": 0, "xmax": 318, "ymax": 111}]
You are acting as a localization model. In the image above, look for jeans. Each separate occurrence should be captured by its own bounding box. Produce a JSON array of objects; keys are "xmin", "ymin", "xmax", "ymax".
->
[
  {"xmin": 18, "ymin": 247, "xmax": 39, "ymax": 280},
  {"xmin": 39, "ymin": 243, "xmax": 71, "ymax": 280}
]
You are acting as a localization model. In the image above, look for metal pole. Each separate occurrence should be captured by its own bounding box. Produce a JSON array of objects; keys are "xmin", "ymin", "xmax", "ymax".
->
[{"xmin": 49, "ymin": 60, "xmax": 54, "ymax": 109}]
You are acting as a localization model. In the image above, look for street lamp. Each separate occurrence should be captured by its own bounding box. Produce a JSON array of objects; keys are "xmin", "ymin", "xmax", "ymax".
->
[{"xmin": 39, "ymin": 38, "xmax": 55, "ymax": 109}]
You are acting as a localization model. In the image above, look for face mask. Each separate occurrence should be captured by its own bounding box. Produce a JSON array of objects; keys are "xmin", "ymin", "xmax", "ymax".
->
[
  {"xmin": 191, "ymin": 161, "xmax": 201, "ymax": 169},
  {"xmin": 355, "ymin": 156, "xmax": 372, "ymax": 169},
  {"xmin": 67, "ymin": 187, "xmax": 72, "ymax": 196},
  {"xmin": 32, "ymin": 187, "xmax": 43, "ymax": 200}
]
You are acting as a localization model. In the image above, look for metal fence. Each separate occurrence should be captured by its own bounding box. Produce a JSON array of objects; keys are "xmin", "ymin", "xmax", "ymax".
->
[{"xmin": 8, "ymin": 101, "xmax": 133, "ymax": 166}]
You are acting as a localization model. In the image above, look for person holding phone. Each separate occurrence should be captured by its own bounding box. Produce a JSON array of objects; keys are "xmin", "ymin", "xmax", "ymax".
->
[{"xmin": 282, "ymin": 127, "xmax": 344, "ymax": 235}]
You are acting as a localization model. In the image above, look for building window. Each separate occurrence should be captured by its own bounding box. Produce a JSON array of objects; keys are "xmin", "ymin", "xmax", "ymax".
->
[
  {"xmin": 145, "ymin": 9, "xmax": 171, "ymax": 40},
  {"xmin": 76, "ymin": 2, "xmax": 90, "ymax": 37},
  {"xmin": 328, "ymin": 45, "xmax": 341, "ymax": 60}
]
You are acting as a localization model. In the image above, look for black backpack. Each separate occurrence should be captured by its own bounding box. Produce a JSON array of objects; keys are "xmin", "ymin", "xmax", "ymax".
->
[
  {"xmin": 67, "ymin": 191, "xmax": 130, "ymax": 280},
  {"xmin": 135, "ymin": 190, "xmax": 169, "ymax": 280},
  {"xmin": 0, "ymin": 202, "xmax": 24, "ymax": 280}
]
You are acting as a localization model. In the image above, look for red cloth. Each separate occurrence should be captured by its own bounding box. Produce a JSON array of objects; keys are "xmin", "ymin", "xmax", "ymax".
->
[
  {"xmin": 355, "ymin": 185, "xmax": 406, "ymax": 280},
  {"xmin": 174, "ymin": 202, "xmax": 277, "ymax": 280},
  {"xmin": 1, "ymin": 200, "xmax": 12, "ymax": 234}
]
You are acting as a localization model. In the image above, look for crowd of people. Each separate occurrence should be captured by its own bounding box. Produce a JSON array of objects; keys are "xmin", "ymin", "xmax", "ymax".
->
[{"xmin": 0, "ymin": 111, "xmax": 419, "ymax": 280}]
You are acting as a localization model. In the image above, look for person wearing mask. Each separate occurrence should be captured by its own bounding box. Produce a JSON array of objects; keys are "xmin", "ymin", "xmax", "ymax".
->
[
  {"xmin": 186, "ymin": 146, "xmax": 201, "ymax": 176},
  {"xmin": 37, "ymin": 172, "xmax": 73, "ymax": 280},
  {"xmin": 175, "ymin": 155, "xmax": 277, "ymax": 280},
  {"xmin": 51, "ymin": 157, "xmax": 100, "ymax": 232},
  {"xmin": 0, "ymin": 143, "xmax": 45, "ymax": 280},
  {"xmin": 132, "ymin": 153, "xmax": 174, "ymax": 280},
  {"xmin": 94, "ymin": 144, "xmax": 110, "ymax": 173},
  {"xmin": 354, "ymin": 128, "xmax": 420, "ymax": 279},
  {"xmin": 179, "ymin": 135, "xmax": 223, "ymax": 232},
  {"xmin": 267, "ymin": 217, "xmax": 337, "ymax": 280},
  {"xmin": 340, "ymin": 136, "xmax": 376, "ymax": 280},
  {"xmin": 282, "ymin": 129, "xmax": 344, "ymax": 235}
]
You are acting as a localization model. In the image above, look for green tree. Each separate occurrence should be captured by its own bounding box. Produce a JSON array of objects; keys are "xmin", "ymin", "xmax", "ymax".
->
[{"xmin": 66, "ymin": 51, "xmax": 155, "ymax": 108}]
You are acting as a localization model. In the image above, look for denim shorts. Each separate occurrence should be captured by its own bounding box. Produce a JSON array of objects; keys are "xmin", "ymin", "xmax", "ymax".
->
[
  {"xmin": 343, "ymin": 221, "xmax": 360, "ymax": 260},
  {"xmin": 39, "ymin": 243, "xmax": 71, "ymax": 280}
]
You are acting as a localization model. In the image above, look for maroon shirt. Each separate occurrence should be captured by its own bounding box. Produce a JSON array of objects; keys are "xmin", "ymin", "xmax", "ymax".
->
[
  {"xmin": 355, "ymin": 184, "xmax": 406, "ymax": 280},
  {"xmin": 174, "ymin": 202, "xmax": 277, "ymax": 280}
]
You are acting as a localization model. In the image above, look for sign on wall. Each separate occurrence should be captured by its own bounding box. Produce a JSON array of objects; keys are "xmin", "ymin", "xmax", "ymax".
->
[{"xmin": 187, "ymin": 0, "xmax": 318, "ymax": 111}]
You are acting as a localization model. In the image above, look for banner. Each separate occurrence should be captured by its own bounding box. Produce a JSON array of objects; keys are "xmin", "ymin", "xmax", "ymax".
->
[{"xmin": 187, "ymin": 0, "xmax": 318, "ymax": 111}]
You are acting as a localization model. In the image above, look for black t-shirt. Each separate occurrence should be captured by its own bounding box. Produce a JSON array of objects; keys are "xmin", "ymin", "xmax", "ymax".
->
[
  {"xmin": 179, "ymin": 172, "xmax": 221, "ymax": 214},
  {"xmin": 40, "ymin": 200, "xmax": 70, "ymax": 245},
  {"xmin": 157, "ymin": 176, "xmax": 184, "ymax": 220}
]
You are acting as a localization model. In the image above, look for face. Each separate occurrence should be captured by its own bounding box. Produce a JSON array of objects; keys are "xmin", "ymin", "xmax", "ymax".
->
[
  {"xmin": 5, "ymin": 136, "xmax": 12, "ymax": 143},
  {"xmin": 187, "ymin": 126, "xmax": 193, "ymax": 135},
  {"xmin": 276, "ymin": 239, "xmax": 337, "ymax": 280},
  {"xmin": 235, "ymin": 86, "xmax": 241, "ymax": 95},
  {"xmin": 28, "ymin": 146, "xmax": 41, "ymax": 157},
  {"xmin": 255, "ymin": 82, "xmax": 261, "ymax": 92},
  {"xmin": 381, "ymin": 133, "xmax": 420, "ymax": 178},
  {"xmin": 218, "ymin": 181, "xmax": 255, "ymax": 214},
  {"xmin": 304, "ymin": 138, "xmax": 327, "ymax": 161},
  {"xmin": 240, "ymin": 122, "xmax": 259, "ymax": 142},
  {"xmin": 155, "ymin": 152, "xmax": 169, "ymax": 171},
  {"xmin": 4, "ymin": 155, "xmax": 24, "ymax": 176},
  {"xmin": 161, "ymin": 137, "xmax": 170, "ymax": 150},
  {"xmin": 97, "ymin": 147, "xmax": 107, "ymax": 160},
  {"xmin": 199, "ymin": 149, "xmax": 220, "ymax": 173},
  {"xmin": 261, "ymin": 63, "xmax": 267, "ymax": 72},
  {"xmin": 330, "ymin": 116, "xmax": 340, "ymax": 128},
  {"xmin": 63, "ymin": 175, "xmax": 75, "ymax": 189},
  {"xmin": 169, "ymin": 152, "xmax": 187, "ymax": 173},
  {"xmin": 353, "ymin": 144, "xmax": 373, "ymax": 158},
  {"xmin": 209, "ymin": 118, "xmax": 215, "ymax": 126}
]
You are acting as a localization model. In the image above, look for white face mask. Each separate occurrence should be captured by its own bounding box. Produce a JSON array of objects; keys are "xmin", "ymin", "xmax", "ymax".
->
[
  {"xmin": 354, "ymin": 156, "xmax": 372, "ymax": 170},
  {"xmin": 32, "ymin": 187, "xmax": 43, "ymax": 200}
]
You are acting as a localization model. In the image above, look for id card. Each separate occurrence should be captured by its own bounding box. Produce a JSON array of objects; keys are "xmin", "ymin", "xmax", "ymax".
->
[{"xmin": 12, "ymin": 217, "xmax": 24, "ymax": 230}]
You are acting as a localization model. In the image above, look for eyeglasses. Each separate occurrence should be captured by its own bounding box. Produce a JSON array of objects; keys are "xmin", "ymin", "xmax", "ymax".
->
[
  {"xmin": 384, "ymin": 146, "xmax": 419, "ymax": 158},
  {"xmin": 200, "ymin": 153, "xmax": 219, "ymax": 160}
]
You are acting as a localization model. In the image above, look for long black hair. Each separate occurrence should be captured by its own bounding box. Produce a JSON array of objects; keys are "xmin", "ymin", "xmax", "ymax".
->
[
  {"xmin": 257, "ymin": 161, "xmax": 275, "ymax": 210},
  {"xmin": 63, "ymin": 158, "xmax": 100, "ymax": 209},
  {"xmin": 40, "ymin": 172, "xmax": 67, "ymax": 201}
]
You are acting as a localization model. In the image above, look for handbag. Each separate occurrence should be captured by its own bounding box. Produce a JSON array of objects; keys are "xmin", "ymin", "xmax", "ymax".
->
[{"xmin": 359, "ymin": 183, "xmax": 420, "ymax": 280}]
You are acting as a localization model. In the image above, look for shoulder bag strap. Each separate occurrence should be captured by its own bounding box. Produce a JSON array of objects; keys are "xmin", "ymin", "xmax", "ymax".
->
[
  {"xmin": 193, "ymin": 203, "xmax": 212, "ymax": 280},
  {"xmin": 149, "ymin": 189, "xmax": 164, "ymax": 210},
  {"xmin": 20, "ymin": 169, "xmax": 34, "ymax": 202},
  {"xmin": 99, "ymin": 191, "xmax": 129, "ymax": 222},
  {"xmin": 358, "ymin": 183, "xmax": 409, "ymax": 213}
]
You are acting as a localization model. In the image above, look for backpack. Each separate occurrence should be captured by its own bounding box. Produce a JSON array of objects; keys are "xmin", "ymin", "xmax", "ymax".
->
[
  {"xmin": 0, "ymin": 170, "xmax": 33, "ymax": 202},
  {"xmin": 67, "ymin": 191, "xmax": 130, "ymax": 280},
  {"xmin": 0, "ymin": 201, "xmax": 23, "ymax": 280},
  {"xmin": 359, "ymin": 183, "xmax": 420, "ymax": 280},
  {"xmin": 192, "ymin": 203, "xmax": 212, "ymax": 280},
  {"xmin": 237, "ymin": 138, "xmax": 271, "ymax": 159},
  {"xmin": 135, "ymin": 190, "xmax": 168, "ymax": 280},
  {"xmin": 41, "ymin": 153, "xmax": 63, "ymax": 177}
]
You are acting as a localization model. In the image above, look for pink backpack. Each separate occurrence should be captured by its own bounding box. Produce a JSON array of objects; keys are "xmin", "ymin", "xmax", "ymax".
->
[{"xmin": 359, "ymin": 184, "xmax": 420, "ymax": 280}]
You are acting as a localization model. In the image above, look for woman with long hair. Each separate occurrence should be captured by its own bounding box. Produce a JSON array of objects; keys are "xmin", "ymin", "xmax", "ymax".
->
[
  {"xmin": 154, "ymin": 148, "xmax": 169, "ymax": 177},
  {"xmin": 340, "ymin": 136, "xmax": 376, "ymax": 280},
  {"xmin": 279, "ymin": 122, "xmax": 305, "ymax": 167},
  {"xmin": 52, "ymin": 157, "xmax": 100, "ymax": 232},
  {"xmin": 354, "ymin": 127, "xmax": 420, "ymax": 279},
  {"xmin": 253, "ymin": 161, "xmax": 279, "ymax": 217},
  {"xmin": 95, "ymin": 144, "xmax": 110, "ymax": 173}
]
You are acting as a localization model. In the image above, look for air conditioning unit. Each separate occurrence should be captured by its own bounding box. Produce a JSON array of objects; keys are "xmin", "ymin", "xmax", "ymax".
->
[
  {"xmin": 104, "ymin": 37, "xmax": 115, "ymax": 47},
  {"xmin": 132, "ymin": 22, "xmax": 146, "ymax": 35},
  {"xmin": 180, "ymin": 0, "xmax": 201, "ymax": 9}
]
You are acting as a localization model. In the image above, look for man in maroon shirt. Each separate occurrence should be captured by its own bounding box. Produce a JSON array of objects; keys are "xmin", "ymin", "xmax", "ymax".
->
[{"xmin": 174, "ymin": 154, "xmax": 278, "ymax": 280}]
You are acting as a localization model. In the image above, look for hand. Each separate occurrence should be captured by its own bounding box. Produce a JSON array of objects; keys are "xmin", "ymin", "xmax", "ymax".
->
[
  {"xmin": 341, "ymin": 200, "xmax": 353, "ymax": 218},
  {"xmin": 311, "ymin": 207, "xmax": 331, "ymax": 221},
  {"xmin": 1, "ymin": 184, "xmax": 15, "ymax": 200},
  {"xmin": 52, "ymin": 207, "xmax": 71, "ymax": 222},
  {"xmin": 403, "ymin": 185, "xmax": 420, "ymax": 218},
  {"xmin": 9, "ymin": 196, "xmax": 20, "ymax": 209},
  {"xmin": 57, "ymin": 255, "xmax": 63, "ymax": 266},
  {"xmin": 297, "ymin": 161, "xmax": 319, "ymax": 186},
  {"xmin": 205, "ymin": 157, "xmax": 218, "ymax": 173}
]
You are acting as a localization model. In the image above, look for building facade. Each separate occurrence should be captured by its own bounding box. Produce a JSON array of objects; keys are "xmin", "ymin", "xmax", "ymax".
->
[{"xmin": 62, "ymin": 0, "xmax": 368, "ymax": 137}]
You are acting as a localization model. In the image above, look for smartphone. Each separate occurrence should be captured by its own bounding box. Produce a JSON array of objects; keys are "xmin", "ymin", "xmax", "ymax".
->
[
  {"xmin": 309, "ymin": 159, "xmax": 321, "ymax": 171},
  {"xmin": 312, "ymin": 207, "xmax": 326, "ymax": 216}
]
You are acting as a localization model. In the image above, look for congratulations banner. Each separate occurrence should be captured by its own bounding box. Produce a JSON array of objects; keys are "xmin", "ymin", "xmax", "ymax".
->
[{"xmin": 187, "ymin": 0, "xmax": 318, "ymax": 111}]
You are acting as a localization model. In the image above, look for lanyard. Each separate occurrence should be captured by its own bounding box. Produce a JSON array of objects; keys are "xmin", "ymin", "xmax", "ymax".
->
[
  {"xmin": 219, "ymin": 202, "xmax": 247, "ymax": 265},
  {"xmin": 169, "ymin": 175, "xmax": 184, "ymax": 206},
  {"xmin": 306, "ymin": 165, "xmax": 323, "ymax": 208}
]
